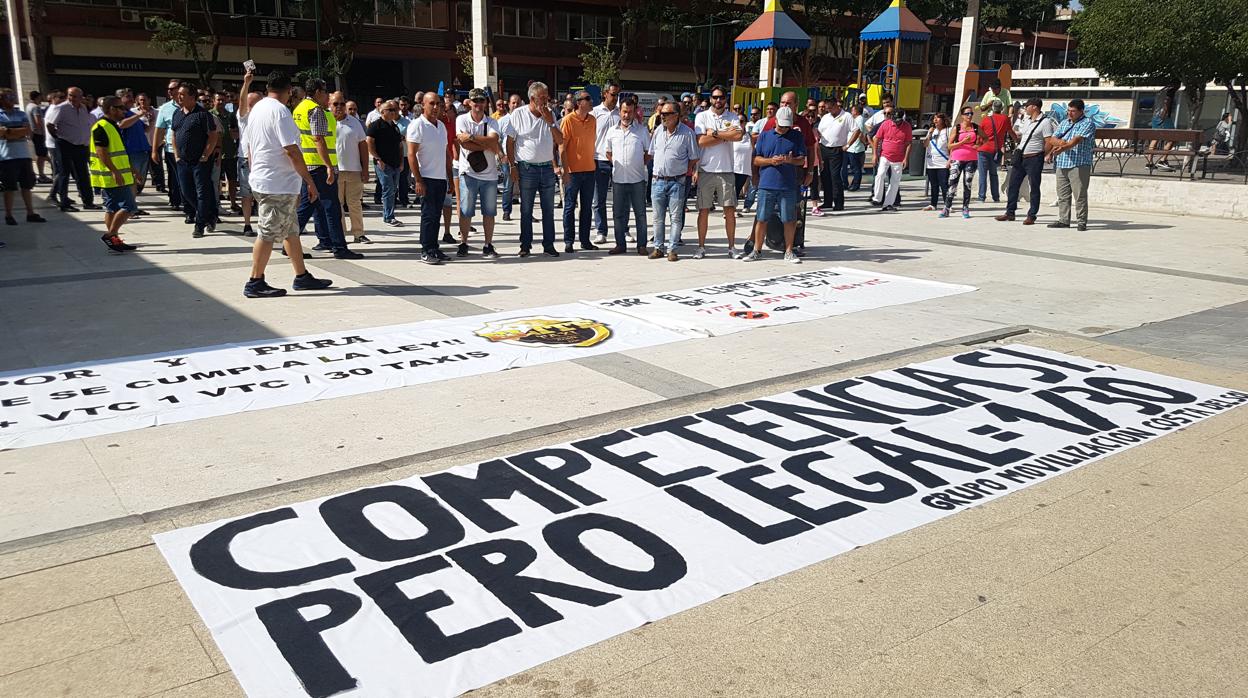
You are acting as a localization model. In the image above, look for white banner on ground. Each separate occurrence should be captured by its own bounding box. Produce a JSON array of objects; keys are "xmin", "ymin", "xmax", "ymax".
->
[
  {"xmin": 155, "ymin": 345, "xmax": 1247, "ymax": 698},
  {"xmin": 0, "ymin": 304, "xmax": 686, "ymax": 450},
  {"xmin": 587, "ymin": 267, "xmax": 976, "ymax": 336}
]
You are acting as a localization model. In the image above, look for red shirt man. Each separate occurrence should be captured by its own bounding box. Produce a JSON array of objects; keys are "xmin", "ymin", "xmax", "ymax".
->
[{"xmin": 978, "ymin": 112, "xmax": 1011, "ymax": 154}]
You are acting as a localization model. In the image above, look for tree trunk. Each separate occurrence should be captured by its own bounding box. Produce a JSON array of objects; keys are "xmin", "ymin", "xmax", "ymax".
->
[
  {"xmin": 1183, "ymin": 81, "xmax": 1205, "ymax": 130},
  {"xmin": 1229, "ymin": 79, "xmax": 1248, "ymax": 156}
]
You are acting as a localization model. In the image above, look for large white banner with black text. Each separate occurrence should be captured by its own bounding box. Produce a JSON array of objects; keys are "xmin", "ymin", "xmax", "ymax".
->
[
  {"xmin": 0, "ymin": 268, "xmax": 973, "ymax": 450},
  {"xmin": 155, "ymin": 345, "xmax": 1247, "ymax": 698},
  {"xmin": 0, "ymin": 304, "xmax": 686, "ymax": 450},
  {"xmin": 588, "ymin": 267, "xmax": 976, "ymax": 336}
]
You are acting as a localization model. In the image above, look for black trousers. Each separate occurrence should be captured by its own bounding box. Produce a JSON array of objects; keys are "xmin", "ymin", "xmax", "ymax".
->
[
  {"xmin": 819, "ymin": 145, "xmax": 845, "ymax": 210},
  {"xmin": 53, "ymin": 140, "xmax": 92, "ymax": 207}
]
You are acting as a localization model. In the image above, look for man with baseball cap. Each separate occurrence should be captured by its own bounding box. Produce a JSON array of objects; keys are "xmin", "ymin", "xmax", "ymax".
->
[{"xmin": 749, "ymin": 106, "xmax": 805, "ymax": 264}]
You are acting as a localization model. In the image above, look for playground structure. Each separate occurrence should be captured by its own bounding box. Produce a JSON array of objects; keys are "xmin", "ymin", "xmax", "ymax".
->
[
  {"xmin": 854, "ymin": 0, "xmax": 930, "ymax": 111},
  {"xmin": 730, "ymin": 0, "xmax": 811, "ymax": 111}
]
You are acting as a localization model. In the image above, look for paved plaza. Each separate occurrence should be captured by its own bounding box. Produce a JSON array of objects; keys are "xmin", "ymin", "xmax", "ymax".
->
[{"xmin": 1, "ymin": 177, "xmax": 1247, "ymax": 696}]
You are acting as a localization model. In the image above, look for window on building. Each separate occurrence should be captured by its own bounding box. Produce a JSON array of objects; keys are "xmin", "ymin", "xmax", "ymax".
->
[
  {"xmin": 900, "ymin": 41, "xmax": 925, "ymax": 64},
  {"xmin": 496, "ymin": 5, "xmax": 546, "ymax": 38},
  {"xmin": 455, "ymin": 1, "xmax": 471, "ymax": 32},
  {"xmin": 120, "ymin": 0, "xmax": 174, "ymax": 8},
  {"xmin": 555, "ymin": 12, "xmax": 613, "ymax": 42},
  {"xmin": 280, "ymin": 0, "xmax": 309, "ymax": 19}
]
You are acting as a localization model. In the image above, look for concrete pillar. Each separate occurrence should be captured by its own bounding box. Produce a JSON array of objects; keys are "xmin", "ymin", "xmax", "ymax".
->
[
  {"xmin": 471, "ymin": 0, "xmax": 496, "ymax": 92},
  {"xmin": 952, "ymin": 19, "xmax": 976, "ymax": 111},
  {"xmin": 4, "ymin": 0, "xmax": 41, "ymax": 98}
]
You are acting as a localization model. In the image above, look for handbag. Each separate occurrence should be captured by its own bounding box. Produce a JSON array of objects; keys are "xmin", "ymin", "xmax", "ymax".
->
[
  {"xmin": 1011, "ymin": 117, "xmax": 1042, "ymax": 168},
  {"xmin": 465, "ymin": 119, "xmax": 490, "ymax": 173}
]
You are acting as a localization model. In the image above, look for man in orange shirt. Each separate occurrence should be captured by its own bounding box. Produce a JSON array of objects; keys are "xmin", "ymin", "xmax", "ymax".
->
[{"xmin": 558, "ymin": 90, "xmax": 598, "ymax": 253}]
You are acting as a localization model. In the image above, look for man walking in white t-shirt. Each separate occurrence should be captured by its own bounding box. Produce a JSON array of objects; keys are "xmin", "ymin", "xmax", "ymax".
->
[
  {"xmin": 244, "ymin": 72, "xmax": 333, "ymax": 298},
  {"xmin": 331, "ymin": 91, "xmax": 370, "ymax": 243}
]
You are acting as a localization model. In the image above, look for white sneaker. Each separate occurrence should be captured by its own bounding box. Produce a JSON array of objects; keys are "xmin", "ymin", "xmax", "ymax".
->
[
  {"xmin": 593, "ymin": 233, "xmax": 607, "ymax": 244},
  {"xmin": 693, "ymin": 246, "xmax": 706, "ymax": 259},
  {"xmin": 784, "ymin": 250, "xmax": 801, "ymax": 264},
  {"xmin": 742, "ymin": 250, "xmax": 759, "ymax": 262},
  {"xmin": 726, "ymin": 247, "xmax": 738, "ymax": 258}
]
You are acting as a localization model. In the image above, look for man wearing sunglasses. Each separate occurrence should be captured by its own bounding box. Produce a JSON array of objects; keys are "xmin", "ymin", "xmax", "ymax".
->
[
  {"xmin": 590, "ymin": 80, "xmax": 621, "ymax": 245},
  {"xmin": 330, "ymin": 92, "xmax": 370, "ymax": 244},
  {"xmin": 455, "ymin": 88, "xmax": 502, "ymax": 259},
  {"xmin": 647, "ymin": 102, "xmax": 698, "ymax": 261},
  {"xmin": 693, "ymin": 85, "xmax": 744, "ymax": 258}
]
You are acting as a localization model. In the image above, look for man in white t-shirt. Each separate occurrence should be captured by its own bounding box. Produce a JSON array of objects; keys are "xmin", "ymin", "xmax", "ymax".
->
[
  {"xmin": 503, "ymin": 82, "xmax": 564, "ymax": 257},
  {"xmin": 589, "ymin": 80, "xmax": 620, "ymax": 244},
  {"xmin": 331, "ymin": 91, "xmax": 370, "ymax": 244},
  {"xmin": 605, "ymin": 98, "xmax": 650, "ymax": 256},
  {"xmin": 244, "ymin": 72, "xmax": 332, "ymax": 299},
  {"xmin": 454, "ymin": 88, "xmax": 501, "ymax": 259},
  {"xmin": 693, "ymin": 84, "xmax": 744, "ymax": 259},
  {"xmin": 407, "ymin": 91, "xmax": 453, "ymax": 264}
]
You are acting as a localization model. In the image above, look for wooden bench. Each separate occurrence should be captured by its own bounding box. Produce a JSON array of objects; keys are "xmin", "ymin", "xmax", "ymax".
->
[
  {"xmin": 1140, "ymin": 128, "xmax": 1202, "ymax": 178},
  {"xmin": 1091, "ymin": 127, "xmax": 1141, "ymax": 175},
  {"xmin": 1090, "ymin": 128, "xmax": 1203, "ymax": 178}
]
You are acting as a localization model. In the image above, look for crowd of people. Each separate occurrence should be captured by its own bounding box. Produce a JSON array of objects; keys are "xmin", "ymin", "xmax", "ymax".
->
[{"xmin": 0, "ymin": 73, "xmax": 1102, "ymax": 292}]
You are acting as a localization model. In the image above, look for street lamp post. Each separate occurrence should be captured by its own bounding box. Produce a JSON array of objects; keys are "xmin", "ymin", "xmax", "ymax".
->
[
  {"xmin": 229, "ymin": 14, "xmax": 251, "ymax": 60},
  {"xmin": 682, "ymin": 18, "xmax": 742, "ymax": 92}
]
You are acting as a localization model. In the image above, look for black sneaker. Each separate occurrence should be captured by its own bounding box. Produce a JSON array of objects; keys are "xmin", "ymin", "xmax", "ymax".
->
[
  {"xmin": 311, "ymin": 243, "xmax": 331, "ymax": 251},
  {"xmin": 243, "ymin": 224, "xmax": 256, "ymax": 237},
  {"xmin": 133, "ymin": 209, "xmax": 149, "ymax": 217},
  {"xmin": 60, "ymin": 204, "xmax": 79, "ymax": 212},
  {"xmin": 244, "ymin": 277, "xmax": 287, "ymax": 298},
  {"xmin": 441, "ymin": 232, "xmax": 456, "ymax": 244},
  {"xmin": 482, "ymin": 244, "xmax": 500, "ymax": 259},
  {"xmin": 457, "ymin": 243, "xmax": 469, "ymax": 257},
  {"xmin": 26, "ymin": 213, "xmax": 46, "ymax": 223},
  {"xmin": 192, "ymin": 228, "xmax": 205, "ymax": 238},
  {"xmin": 117, "ymin": 240, "xmax": 138, "ymax": 251},
  {"xmin": 184, "ymin": 216, "xmax": 195, "ymax": 224},
  {"xmin": 100, "ymin": 234, "xmax": 127, "ymax": 253},
  {"xmin": 518, "ymin": 246, "xmax": 531, "ymax": 258},
  {"xmin": 580, "ymin": 242, "xmax": 599, "ymax": 251},
  {"xmin": 205, "ymin": 223, "xmax": 216, "ymax": 233},
  {"xmin": 435, "ymin": 249, "xmax": 451, "ymax": 261},
  {"xmin": 4, "ymin": 216, "xmax": 15, "ymax": 226},
  {"xmin": 83, "ymin": 203, "xmax": 102, "ymax": 211},
  {"xmin": 333, "ymin": 249, "xmax": 364, "ymax": 260},
  {"xmin": 385, "ymin": 218, "xmax": 404, "ymax": 227},
  {"xmin": 1047, "ymin": 222, "xmax": 1070, "ymax": 229},
  {"xmin": 293, "ymin": 272, "xmax": 333, "ymax": 291},
  {"xmin": 543, "ymin": 247, "xmax": 560, "ymax": 257},
  {"xmin": 421, "ymin": 251, "xmax": 443, "ymax": 265},
  {"xmin": 564, "ymin": 243, "xmax": 575, "ymax": 253}
]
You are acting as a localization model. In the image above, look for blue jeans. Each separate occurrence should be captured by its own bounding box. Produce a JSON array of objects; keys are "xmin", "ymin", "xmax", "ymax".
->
[
  {"xmin": 845, "ymin": 151, "xmax": 865, "ymax": 190},
  {"xmin": 176, "ymin": 158, "xmax": 215, "ymax": 230},
  {"xmin": 977, "ymin": 151, "xmax": 1001, "ymax": 201},
  {"xmin": 376, "ymin": 163, "xmax": 398, "ymax": 221},
  {"xmin": 500, "ymin": 161, "xmax": 514, "ymax": 216},
  {"xmin": 518, "ymin": 162, "xmax": 556, "ymax": 250},
  {"xmin": 1004, "ymin": 154, "xmax": 1044, "ymax": 219},
  {"xmin": 650, "ymin": 178, "xmax": 686, "ymax": 252},
  {"xmin": 612, "ymin": 181, "xmax": 647, "ymax": 249},
  {"xmin": 419, "ymin": 178, "xmax": 447, "ymax": 253},
  {"xmin": 592, "ymin": 159, "xmax": 612, "ymax": 235},
  {"xmin": 755, "ymin": 187, "xmax": 798, "ymax": 223},
  {"xmin": 459, "ymin": 174, "xmax": 497, "ymax": 218},
  {"xmin": 562, "ymin": 170, "xmax": 594, "ymax": 244},
  {"xmin": 297, "ymin": 166, "xmax": 347, "ymax": 252}
]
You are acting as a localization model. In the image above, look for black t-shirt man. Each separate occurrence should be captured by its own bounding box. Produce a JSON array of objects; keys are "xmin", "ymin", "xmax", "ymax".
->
[
  {"xmin": 171, "ymin": 103, "xmax": 218, "ymax": 163},
  {"xmin": 367, "ymin": 118, "xmax": 403, "ymax": 168}
]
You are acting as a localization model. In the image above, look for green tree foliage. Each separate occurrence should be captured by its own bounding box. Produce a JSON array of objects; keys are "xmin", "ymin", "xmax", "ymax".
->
[
  {"xmin": 1072, "ymin": 0, "xmax": 1248, "ymax": 130},
  {"xmin": 326, "ymin": 0, "xmax": 416, "ymax": 80},
  {"xmin": 579, "ymin": 43, "xmax": 622, "ymax": 87},
  {"xmin": 147, "ymin": 4, "xmax": 221, "ymax": 87}
]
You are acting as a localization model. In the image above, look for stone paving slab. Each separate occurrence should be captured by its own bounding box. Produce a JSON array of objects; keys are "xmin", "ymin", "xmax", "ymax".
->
[
  {"xmin": 1100, "ymin": 300, "xmax": 1248, "ymax": 372},
  {"xmin": 1, "ymin": 335, "xmax": 1246, "ymax": 697}
]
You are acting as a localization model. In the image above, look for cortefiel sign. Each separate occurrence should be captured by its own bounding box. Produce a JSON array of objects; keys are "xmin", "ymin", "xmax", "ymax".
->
[{"xmin": 155, "ymin": 345, "xmax": 1247, "ymax": 698}]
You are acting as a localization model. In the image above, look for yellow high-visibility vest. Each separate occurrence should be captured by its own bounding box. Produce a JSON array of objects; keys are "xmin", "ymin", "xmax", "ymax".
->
[
  {"xmin": 88, "ymin": 119, "xmax": 135, "ymax": 189},
  {"xmin": 292, "ymin": 98, "xmax": 337, "ymax": 167}
]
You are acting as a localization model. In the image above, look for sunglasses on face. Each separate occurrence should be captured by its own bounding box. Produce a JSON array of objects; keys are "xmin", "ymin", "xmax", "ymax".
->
[
  {"xmin": 710, "ymin": 95, "xmax": 725, "ymax": 100},
  {"xmin": 661, "ymin": 111, "xmax": 678, "ymax": 116},
  {"xmin": 331, "ymin": 101, "xmax": 344, "ymax": 106}
]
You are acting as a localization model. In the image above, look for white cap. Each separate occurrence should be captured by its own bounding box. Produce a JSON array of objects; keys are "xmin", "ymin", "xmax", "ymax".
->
[{"xmin": 775, "ymin": 106, "xmax": 794, "ymax": 127}]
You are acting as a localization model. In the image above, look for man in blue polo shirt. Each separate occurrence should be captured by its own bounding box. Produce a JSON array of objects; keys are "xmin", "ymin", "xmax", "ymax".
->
[
  {"xmin": 748, "ymin": 105, "xmax": 805, "ymax": 264},
  {"xmin": 1046, "ymin": 98, "xmax": 1096, "ymax": 232}
]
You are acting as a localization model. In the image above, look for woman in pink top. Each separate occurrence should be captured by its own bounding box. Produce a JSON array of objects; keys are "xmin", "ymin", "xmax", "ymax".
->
[{"xmin": 943, "ymin": 108, "xmax": 980, "ymax": 219}]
